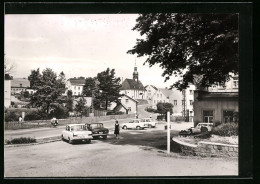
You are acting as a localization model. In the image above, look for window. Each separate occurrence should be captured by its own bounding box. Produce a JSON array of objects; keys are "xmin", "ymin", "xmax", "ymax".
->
[
  {"xmin": 160, "ymin": 94, "xmax": 162, "ymax": 98},
  {"xmin": 182, "ymin": 100, "xmax": 184, "ymax": 105},
  {"xmin": 157, "ymin": 94, "xmax": 159, "ymax": 98},
  {"xmin": 174, "ymin": 100, "xmax": 177, "ymax": 105},
  {"xmin": 125, "ymin": 99, "xmax": 129, "ymax": 103},
  {"xmin": 154, "ymin": 100, "xmax": 156, "ymax": 104},
  {"xmin": 148, "ymin": 90, "xmax": 151, "ymax": 92},
  {"xmin": 190, "ymin": 100, "xmax": 193, "ymax": 105},
  {"xmin": 182, "ymin": 90, "xmax": 185, "ymax": 94},
  {"xmin": 128, "ymin": 107, "xmax": 131, "ymax": 112},
  {"xmin": 78, "ymin": 92, "xmax": 80, "ymax": 95},
  {"xmin": 148, "ymin": 93, "xmax": 151, "ymax": 96},
  {"xmin": 223, "ymin": 110, "xmax": 234, "ymax": 123},
  {"xmin": 233, "ymin": 80, "xmax": 238, "ymax": 88},
  {"xmin": 190, "ymin": 90, "xmax": 193, "ymax": 95},
  {"xmin": 74, "ymin": 86, "xmax": 76, "ymax": 90},
  {"xmin": 203, "ymin": 110, "xmax": 213, "ymax": 123},
  {"xmin": 190, "ymin": 111, "xmax": 193, "ymax": 115},
  {"xmin": 78, "ymin": 87, "xmax": 80, "ymax": 90},
  {"xmin": 20, "ymin": 84, "xmax": 22, "ymax": 87},
  {"xmin": 74, "ymin": 92, "xmax": 76, "ymax": 95}
]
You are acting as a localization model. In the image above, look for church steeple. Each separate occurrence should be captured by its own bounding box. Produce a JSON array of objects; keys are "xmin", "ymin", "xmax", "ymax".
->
[{"xmin": 133, "ymin": 58, "xmax": 139, "ymax": 81}]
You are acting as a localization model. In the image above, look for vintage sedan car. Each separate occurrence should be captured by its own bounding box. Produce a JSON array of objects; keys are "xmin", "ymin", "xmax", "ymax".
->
[
  {"xmin": 86, "ymin": 123, "xmax": 109, "ymax": 139},
  {"xmin": 121, "ymin": 119, "xmax": 147, "ymax": 130},
  {"xmin": 140, "ymin": 118, "xmax": 157, "ymax": 128},
  {"xmin": 188, "ymin": 123, "xmax": 214, "ymax": 134},
  {"xmin": 61, "ymin": 124, "xmax": 93, "ymax": 144}
]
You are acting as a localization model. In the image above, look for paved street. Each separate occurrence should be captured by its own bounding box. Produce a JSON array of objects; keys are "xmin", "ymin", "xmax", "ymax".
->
[{"xmin": 4, "ymin": 126, "xmax": 238, "ymax": 177}]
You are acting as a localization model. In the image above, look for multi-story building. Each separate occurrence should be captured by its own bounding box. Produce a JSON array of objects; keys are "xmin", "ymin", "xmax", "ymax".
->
[
  {"xmin": 120, "ymin": 66, "xmax": 146, "ymax": 100},
  {"xmin": 11, "ymin": 78, "xmax": 30, "ymax": 95},
  {"xmin": 66, "ymin": 77, "xmax": 85, "ymax": 96}
]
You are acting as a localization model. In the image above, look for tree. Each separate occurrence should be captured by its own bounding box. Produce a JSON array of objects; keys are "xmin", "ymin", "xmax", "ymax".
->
[
  {"xmin": 75, "ymin": 97, "xmax": 86, "ymax": 115},
  {"xmin": 4, "ymin": 54, "xmax": 16, "ymax": 75},
  {"xmin": 128, "ymin": 13, "xmax": 238, "ymax": 90},
  {"xmin": 157, "ymin": 102, "xmax": 173, "ymax": 115},
  {"xmin": 95, "ymin": 68, "xmax": 122, "ymax": 110},
  {"xmin": 29, "ymin": 68, "xmax": 66, "ymax": 113},
  {"xmin": 82, "ymin": 77, "xmax": 96, "ymax": 97},
  {"xmin": 66, "ymin": 90, "xmax": 74, "ymax": 112},
  {"xmin": 28, "ymin": 68, "xmax": 42, "ymax": 89}
]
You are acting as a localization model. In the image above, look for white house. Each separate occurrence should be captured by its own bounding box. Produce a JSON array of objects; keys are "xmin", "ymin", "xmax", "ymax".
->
[
  {"xmin": 11, "ymin": 78, "xmax": 30, "ymax": 95},
  {"xmin": 111, "ymin": 94, "xmax": 139, "ymax": 114},
  {"xmin": 66, "ymin": 77, "xmax": 85, "ymax": 96}
]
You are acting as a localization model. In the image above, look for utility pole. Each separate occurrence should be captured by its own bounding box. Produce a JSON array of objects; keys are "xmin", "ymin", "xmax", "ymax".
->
[
  {"xmin": 182, "ymin": 89, "xmax": 187, "ymax": 121},
  {"xmin": 167, "ymin": 111, "xmax": 170, "ymax": 155}
]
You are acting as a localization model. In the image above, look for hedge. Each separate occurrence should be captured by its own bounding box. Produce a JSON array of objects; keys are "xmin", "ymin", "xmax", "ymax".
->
[{"xmin": 212, "ymin": 122, "xmax": 239, "ymax": 136}]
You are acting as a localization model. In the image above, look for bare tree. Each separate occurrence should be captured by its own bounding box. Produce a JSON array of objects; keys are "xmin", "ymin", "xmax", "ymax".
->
[{"xmin": 4, "ymin": 54, "xmax": 16, "ymax": 75}]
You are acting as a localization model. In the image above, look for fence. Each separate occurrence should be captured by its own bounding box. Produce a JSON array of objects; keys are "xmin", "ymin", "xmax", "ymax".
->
[{"xmin": 4, "ymin": 113, "xmax": 136, "ymax": 130}]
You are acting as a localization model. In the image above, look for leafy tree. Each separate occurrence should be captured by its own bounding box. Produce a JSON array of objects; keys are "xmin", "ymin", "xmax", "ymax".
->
[
  {"xmin": 128, "ymin": 13, "xmax": 238, "ymax": 90},
  {"xmin": 157, "ymin": 102, "xmax": 173, "ymax": 115},
  {"xmin": 95, "ymin": 68, "xmax": 122, "ymax": 110},
  {"xmin": 28, "ymin": 68, "xmax": 42, "ymax": 89},
  {"xmin": 29, "ymin": 68, "xmax": 66, "ymax": 113},
  {"xmin": 75, "ymin": 97, "xmax": 86, "ymax": 114},
  {"xmin": 66, "ymin": 90, "xmax": 74, "ymax": 112},
  {"xmin": 82, "ymin": 77, "xmax": 96, "ymax": 97}
]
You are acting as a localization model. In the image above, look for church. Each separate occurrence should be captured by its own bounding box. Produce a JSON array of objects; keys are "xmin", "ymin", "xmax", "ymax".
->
[{"xmin": 120, "ymin": 65, "xmax": 147, "ymax": 100}]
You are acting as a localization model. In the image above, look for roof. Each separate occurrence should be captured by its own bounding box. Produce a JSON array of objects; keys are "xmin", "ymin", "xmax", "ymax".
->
[
  {"xmin": 68, "ymin": 124, "xmax": 86, "ymax": 126},
  {"xmin": 121, "ymin": 79, "xmax": 146, "ymax": 91},
  {"xmin": 122, "ymin": 94, "xmax": 139, "ymax": 103},
  {"xmin": 68, "ymin": 78, "xmax": 86, "ymax": 85},
  {"xmin": 11, "ymin": 78, "xmax": 30, "ymax": 88},
  {"xmin": 159, "ymin": 88, "xmax": 173, "ymax": 98},
  {"xmin": 197, "ymin": 91, "xmax": 238, "ymax": 99},
  {"xmin": 145, "ymin": 85, "xmax": 158, "ymax": 90}
]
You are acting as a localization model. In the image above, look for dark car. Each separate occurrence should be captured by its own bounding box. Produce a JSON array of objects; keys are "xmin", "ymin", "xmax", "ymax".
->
[{"xmin": 86, "ymin": 123, "xmax": 109, "ymax": 139}]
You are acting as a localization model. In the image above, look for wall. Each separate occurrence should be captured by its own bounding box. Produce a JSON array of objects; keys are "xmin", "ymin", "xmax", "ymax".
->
[
  {"xmin": 120, "ymin": 95, "xmax": 137, "ymax": 114},
  {"xmin": 5, "ymin": 113, "xmax": 135, "ymax": 130},
  {"xmin": 4, "ymin": 80, "xmax": 11, "ymax": 108},
  {"xmin": 193, "ymin": 91, "xmax": 239, "ymax": 124},
  {"xmin": 172, "ymin": 138, "xmax": 238, "ymax": 157}
]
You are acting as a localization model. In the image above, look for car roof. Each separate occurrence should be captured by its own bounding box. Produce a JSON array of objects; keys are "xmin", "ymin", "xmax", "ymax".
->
[
  {"xmin": 86, "ymin": 123, "xmax": 103, "ymax": 125},
  {"xmin": 67, "ymin": 124, "xmax": 86, "ymax": 126}
]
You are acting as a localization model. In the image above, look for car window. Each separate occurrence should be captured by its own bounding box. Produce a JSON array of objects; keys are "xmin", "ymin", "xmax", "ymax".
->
[
  {"xmin": 71, "ymin": 125, "xmax": 87, "ymax": 131},
  {"xmin": 141, "ymin": 119, "xmax": 145, "ymax": 122},
  {"xmin": 146, "ymin": 119, "xmax": 150, "ymax": 122}
]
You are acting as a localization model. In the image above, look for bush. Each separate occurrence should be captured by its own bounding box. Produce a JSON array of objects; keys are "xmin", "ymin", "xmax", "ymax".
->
[
  {"xmin": 24, "ymin": 110, "xmax": 48, "ymax": 121},
  {"xmin": 175, "ymin": 116, "xmax": 186, "ymax": 122},
  {"xmin": 49, "ymin": 104, "xmax": 69, "ymax": 119},
  {"xmin": 146, "ymin": 108, "xmax": 158, "ymax": 113},
  {"xmin": 5, "ymin": 111, "xmax": 20, "ymax": 122},
  {"xmin": 212, "ymin": 123, "xmax": 238, "ymax": 136},
  {"xmin": 5, "ymin": 137, "xmax": 36, "ymax": 144},
  {"xmin": 107, "ymin": 111, "xmax": 125, "ymax": 115}
]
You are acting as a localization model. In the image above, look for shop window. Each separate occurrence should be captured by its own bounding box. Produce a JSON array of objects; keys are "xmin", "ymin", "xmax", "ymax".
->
[{"xmin": 174, "ymin": 100, "xmax": 177, "ymax": 105}]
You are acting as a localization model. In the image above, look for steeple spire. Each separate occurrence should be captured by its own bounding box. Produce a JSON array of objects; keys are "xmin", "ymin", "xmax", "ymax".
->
[{"xmin": 133, "ymin": 57, "xmax": 138, "ymax": 81}]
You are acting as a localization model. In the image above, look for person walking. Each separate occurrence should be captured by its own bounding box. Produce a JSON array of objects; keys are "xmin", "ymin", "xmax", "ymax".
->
[{"xmin": 114, "ymin": 120, "xmax": 120, "ymax": 139}]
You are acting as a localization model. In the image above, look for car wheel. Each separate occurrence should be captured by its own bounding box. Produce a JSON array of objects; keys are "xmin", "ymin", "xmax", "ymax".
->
[
  {"xmin": 103, "ymin": 135, "xmax": 107, "ymax": 139},
  {"xmin": 136, "ymin": 126, "xmax": 141, "ymax": 130},
  {"xmin": 68, "ymin": 137, "xmax": 73, "ymax": 144},
  {"xmin": 86, "ymin": 139, "xmax": 91, "ymax": 144},
  {"xmin": 148, "ymin": 124, "xmax": 152, "ymax": 128},
  {"xmin": 123, "ymin": 126, "xmax": 127, "ymax": 130}
]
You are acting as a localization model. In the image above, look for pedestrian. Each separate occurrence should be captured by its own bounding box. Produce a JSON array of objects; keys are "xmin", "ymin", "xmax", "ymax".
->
[
  {"xmin": 150, "ymin": 114, "xmax": 152, "ymax": 119},
  {"xmin": 114, "ymin": 120, "xmax": 120, "ymax": 139}
]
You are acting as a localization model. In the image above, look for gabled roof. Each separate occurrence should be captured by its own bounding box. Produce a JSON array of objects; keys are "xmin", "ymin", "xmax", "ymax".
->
[
  {"xmin": 145, "ymin": 85, "xmax": 158, "ymax": 90},
  {"xmin": 11, "ymin": 78, "xmax": 30, "ymax": 88},
  {"xmin": 158, "ymin": 88, "xmax": 173, "ymax": 98},
  {"xmin": 68, "ymin": 78, "xmax": 85, "ymax": 85},
  {"xmin": 122, "ymin": 94, "xmax": 139, "ymax": 103},
  {"xmin": 121, "ymin": 79, "xmax": 146, "ymax": 91}
]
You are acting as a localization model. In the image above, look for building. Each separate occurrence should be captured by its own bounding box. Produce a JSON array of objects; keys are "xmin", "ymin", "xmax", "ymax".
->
[
  {"xmin": 120, "ymin": 66, "xmax": 146, "ymax": 100},
  {"xmin": 113, "ymin": 94, "xmax": 139, "ymax": 114},
  {"xmin": 145, "ymin": 85, "xmax": 158, "ymax": 101},
  {"xmin": 4, "ymin": 74, "xmax": 12, "ymax": 108},
  {"xmin": 66, "ymin": 77, "xmax": 85, "ymax": 96},
  {"xmin": 193, "ymin": 74, "xmax": 239, "ymax": 125},
  {"xmin": 147, "ymin": 87, "xmax": 171, "ymax": 108},
  {"xmin": 11, "ymin": 78, "xmax": 30, "ymax": 94},
  {"xmin": 193, "ymin": 90, "xmax": 238, "ymax": 125}
]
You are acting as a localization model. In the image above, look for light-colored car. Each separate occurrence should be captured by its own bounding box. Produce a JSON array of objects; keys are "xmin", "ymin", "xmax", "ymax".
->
[
  {"xmin": 61, "ymin": 124, "xmax": 93, "ymax": 144},
  {"xmin": 122, "ymin": 119, "xmax": 147, "ymax": 130},
  {"xmin": 188, "ymin": 123, "xmax": 213, "ymax": 134},
  {"xmin": 140, "ymin": 118, "xmax": 157, "ymax": 128}
]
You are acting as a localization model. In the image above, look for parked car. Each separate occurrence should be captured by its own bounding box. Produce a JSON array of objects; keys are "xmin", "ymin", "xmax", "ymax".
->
[
  {"xmin": 86, "ymin": 123, "xmax": 109, "ymax": 139},
  {"xmin": 61, "ymin": 124, "xmax": 93, "ymax": 144},
  {"xmin": 121, "ymin": 119, "xmax": 147, "ymax": 130},
  {"xmin": 188, "ymin": 123, "xmax": 214, "ymax": 134},
  {"xmin": 140, "ymin": 118, "xmax": 157, "ymax": 128}
]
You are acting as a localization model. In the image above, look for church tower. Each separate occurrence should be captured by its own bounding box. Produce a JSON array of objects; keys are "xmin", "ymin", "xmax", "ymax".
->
[{"xmin": 133, "ymin": 59, "xmax": 139, "ymax": 81}]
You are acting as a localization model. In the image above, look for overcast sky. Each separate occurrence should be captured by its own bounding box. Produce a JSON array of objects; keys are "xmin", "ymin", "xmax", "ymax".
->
[{"xmin": 5, "ymin": 14, "xmax": 178, "ymax": 88}]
